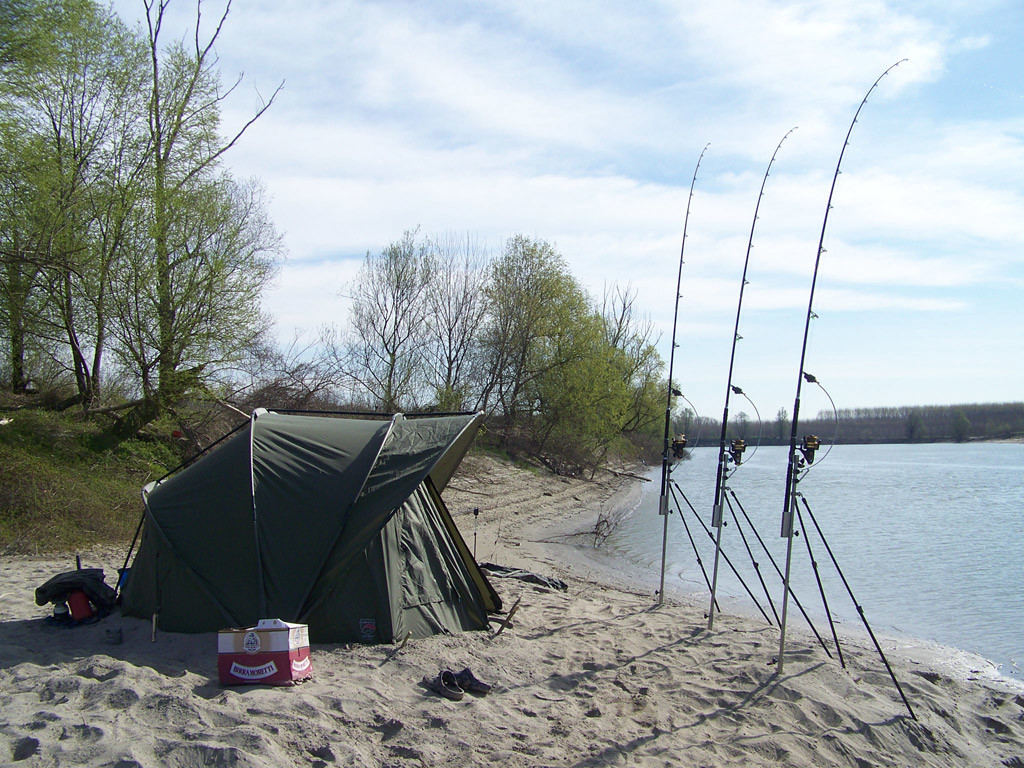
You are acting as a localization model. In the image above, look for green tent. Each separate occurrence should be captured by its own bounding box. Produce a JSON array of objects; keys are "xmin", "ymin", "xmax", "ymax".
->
[{"xmin": 121, "ymin": 410, "xmax": 501, "ymax": 643}]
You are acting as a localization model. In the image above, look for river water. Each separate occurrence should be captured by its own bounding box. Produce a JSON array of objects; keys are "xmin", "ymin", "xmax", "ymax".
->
[{"xmin": 601, "ymin": 443, "xmax": 1024, "ymax": 682}]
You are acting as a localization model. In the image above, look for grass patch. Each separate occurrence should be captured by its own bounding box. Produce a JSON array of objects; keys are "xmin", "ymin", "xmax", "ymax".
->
[{"xmin": 0, "ymin": 408, "xmax": 182, "ymax": 554}]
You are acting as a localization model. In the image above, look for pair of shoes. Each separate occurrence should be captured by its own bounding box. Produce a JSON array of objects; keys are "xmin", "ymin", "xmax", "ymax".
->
[
  {"xmin": 423, "ymin": 670, "xmax": 464, "ymax": 701},
  {"xmin": 454, "ymin": 667, "xmax": 491, "ymax": 695}
]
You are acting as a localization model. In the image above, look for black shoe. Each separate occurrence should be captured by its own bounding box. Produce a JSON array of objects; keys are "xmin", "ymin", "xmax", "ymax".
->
[
  {"xmin": 424, "ymin": 670, "xmax": 464, "ymax": 701},
  {"xmin": 454, "ymin": 667, "xmax": 491, "ymax": 695}
]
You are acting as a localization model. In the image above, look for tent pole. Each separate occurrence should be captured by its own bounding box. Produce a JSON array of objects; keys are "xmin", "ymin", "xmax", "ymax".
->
[{"xmin": 248, "ymin": 410, "xmax": 268, "ymax": 617}]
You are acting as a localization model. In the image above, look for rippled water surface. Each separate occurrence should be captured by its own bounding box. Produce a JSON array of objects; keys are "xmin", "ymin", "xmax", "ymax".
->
[{"xmin": 604, "ymin": 443, "xmax": 1024, "ymax": 679}]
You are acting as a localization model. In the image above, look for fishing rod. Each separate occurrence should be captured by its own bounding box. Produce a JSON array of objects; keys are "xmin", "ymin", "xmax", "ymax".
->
[
  {"xmin": 707, "ymin": 127, "xmax": 796, "ymax": 630},
  {"xmin": 777, "ymin": 60, "xmax": 906, "ymax": 674},
  {"xmin": 724, "ymin": 491, "xmax": 780, "ymax": 626},
  {"xmin": 658, "ymin": 143, "xmax": 709, "ymax": 606},
  {"xmin": 791, "ymin": 371, "xmax": 915, "ymax": 719},
  {"xmin": 676, "ymin": 484, "xmax": 721, "ymax": 616},
  {"xmin": 794, "ymin": 496, "xmax": 846, "ymax": 669}
]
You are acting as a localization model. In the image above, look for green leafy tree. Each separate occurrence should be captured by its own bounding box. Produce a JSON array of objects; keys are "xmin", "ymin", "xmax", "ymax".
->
[
  {"xmin": 1, "ymin": 0, "xmax": 144, "ymax": 399},
  {"xmin": 480, "ymin": 236, "xmax": 589, "ymax": 426},
  {"xmin": 106, "ymin": 0, "xmax": 281, "ymax": 439},
  {"xmin": 532, "ymin": 312, "xmax": 630, "ymax": 475},
  {"xmin": 108, "ymin": 176, "xmax": 281, "ymax": 422},
  {"xmin": 479, "ymin": 236, "xmax": 639, "ymax": 472},
  {"xmin": 0, "ymin": 0, "xmax": 61, "ymax": 89},
  {"xmin": 27, "ymin": 2, "xmax": 146, "ymax": 407},
  {"xmin": 1, "ymin": 0, "xmax": 59, "ymax": 392},
  {"xmin": 0, "ymin": 128, "xmax": 47, "ymax": 392}
]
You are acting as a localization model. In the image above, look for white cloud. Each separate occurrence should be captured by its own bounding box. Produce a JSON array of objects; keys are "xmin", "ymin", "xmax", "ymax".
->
[{"xmin": 263, "ymin": 259, "xmax": 361, "ymax": 338}]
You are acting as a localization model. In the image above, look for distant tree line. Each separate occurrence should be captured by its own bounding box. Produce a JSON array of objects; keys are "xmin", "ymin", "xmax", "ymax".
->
[{"xmin": 674, "ymin": 402, "xmax": 1024, "ymax": 446}]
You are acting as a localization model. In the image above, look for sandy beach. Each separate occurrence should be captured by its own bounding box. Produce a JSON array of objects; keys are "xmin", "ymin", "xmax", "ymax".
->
[{"xmin": 2, "ymin": 454, "xmax": 1023, "ymax": 767}]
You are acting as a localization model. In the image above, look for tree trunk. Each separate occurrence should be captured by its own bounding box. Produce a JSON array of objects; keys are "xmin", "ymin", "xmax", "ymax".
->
[{"xmin": 101, "ymin": 396, "xmax": 161, "ymax": 446}]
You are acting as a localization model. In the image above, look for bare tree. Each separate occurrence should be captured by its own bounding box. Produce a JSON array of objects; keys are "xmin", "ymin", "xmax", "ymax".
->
[
  {"xmin": 229, "ymin": 329, "xmax": 342, "ymax": 411},
  {"xmin": 340, "ymin": 229, "xmax": 432, "ymax": 412},
  {"xmin": 599, "ymin": 284, "xmax": 663, "ymax": 435},
  {"xmin": 422, "ymin": 232, "xmax": 490, "ymax": 411}
]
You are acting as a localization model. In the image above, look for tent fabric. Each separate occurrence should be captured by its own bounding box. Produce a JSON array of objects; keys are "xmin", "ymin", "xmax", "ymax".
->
[{"xmin": 121, "ymin": 410, "xmax": 499, "ymax": 643}]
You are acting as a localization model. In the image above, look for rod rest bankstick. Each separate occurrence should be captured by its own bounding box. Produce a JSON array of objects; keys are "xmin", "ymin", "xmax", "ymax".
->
[
  {"xmin": 795, "ymin": 498, "xmax": 846, "ymax": 669},
  {"xmin": 725, "ymin": 492, "xmax": 780, "ymax": 626},
  {"xmin": 668, "ymin": 484, "xmax": 721, "ymax": 614},
  {"xmin": 800, "ymin": 496, "xmax": 916, "ymax": 720},
  {"xmin": 670, "ymin": 482, "xmax": 773, "ymax": 626},
  {"xmin": 729, "ymin": 488, "xmax": 834, "ymax": 660}
]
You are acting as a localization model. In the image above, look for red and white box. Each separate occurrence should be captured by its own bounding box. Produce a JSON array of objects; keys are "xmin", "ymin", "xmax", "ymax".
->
[{"xmin": 217, "ymin": 619, "xmax": 312, "ymax": 686}]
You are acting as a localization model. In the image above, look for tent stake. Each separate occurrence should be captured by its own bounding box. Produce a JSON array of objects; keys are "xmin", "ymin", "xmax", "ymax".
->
[{"xmin": 491, "ymin": 596, "xmax": 522, "ymax": 639}]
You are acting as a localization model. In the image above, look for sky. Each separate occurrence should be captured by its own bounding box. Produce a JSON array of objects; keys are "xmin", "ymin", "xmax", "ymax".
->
[{"xmin": 109, "ymin": 0, "xmax": 1024, "ymax": 421}]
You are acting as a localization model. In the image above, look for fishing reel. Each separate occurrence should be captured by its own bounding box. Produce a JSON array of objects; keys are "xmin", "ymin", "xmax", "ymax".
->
[
  {"xmin": 728, "ymin": 437, "xmax": 746, "ymax": 465},
  {"xmin": 799, "ymin": 434, "xmax": 820, "ymax": 464},
  {"xmin": 671, "ymin": 434, "xmax": 687, "ymax": 459}
]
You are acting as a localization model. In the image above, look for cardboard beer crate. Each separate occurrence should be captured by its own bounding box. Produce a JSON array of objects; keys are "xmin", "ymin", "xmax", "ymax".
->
[{"xmin": 217, "ymin": 619, "xmax": 312, "ymax": 686}]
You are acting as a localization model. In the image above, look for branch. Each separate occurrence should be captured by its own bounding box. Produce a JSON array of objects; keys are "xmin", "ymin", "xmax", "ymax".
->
[
  {"xmin": 177, "ymin": 79, "xmax": 284, "ymax": 190},
  {"xmin": 86, "ymin": 398, "xmax": 146, "ymax": 415}
]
